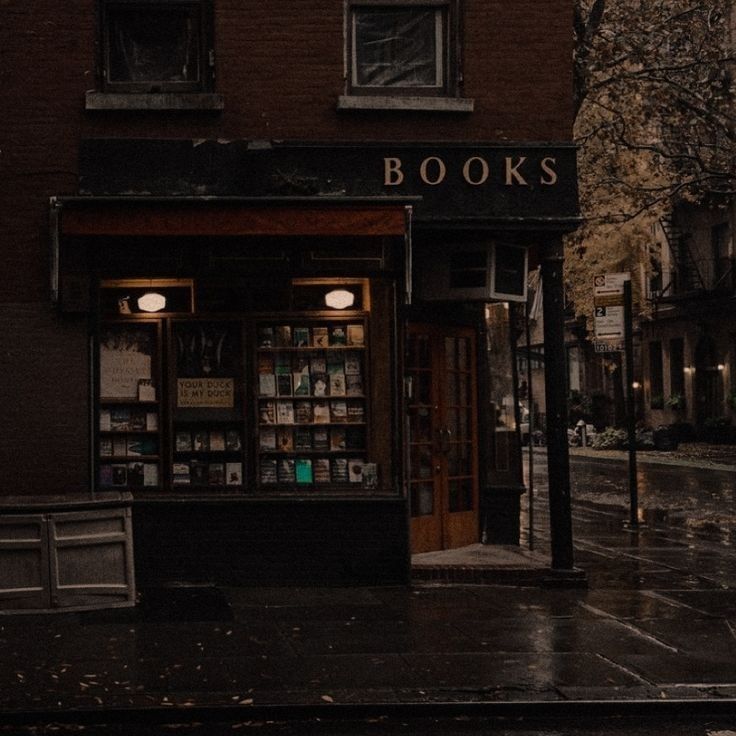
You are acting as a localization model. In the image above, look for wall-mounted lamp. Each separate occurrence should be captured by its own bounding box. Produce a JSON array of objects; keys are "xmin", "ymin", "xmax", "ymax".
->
[
  {"xmin": 684, "ymin": 366, "xmax": 694, "ymax": 374},
  {"xmin": 137, "ymin": 292, "xmax": 167, "ymax": 313},
  {"xmin": 632, "ymin": 381, "xmax": 641, "ymax": 390},
  {"xmin": 717, "ymin": 364, "xmax": 726, "ymax": 372},
  {"xmin": 324, "ymin": 289, "xmax": 355, "ymax": 310}
]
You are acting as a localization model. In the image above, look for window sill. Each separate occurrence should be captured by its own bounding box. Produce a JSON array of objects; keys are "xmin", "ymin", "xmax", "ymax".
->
[
  {"xmin": 85, "ymin": 91, "xmax": 224, "ymax": 111},
  {"xmin": 337, "ymin": 95, "xmax": 474, "ymax": 113}
]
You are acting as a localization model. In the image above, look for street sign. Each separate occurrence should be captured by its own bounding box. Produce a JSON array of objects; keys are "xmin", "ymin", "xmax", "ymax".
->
[{"xmin": 593, "ymin": 272, "xmax": 629, "ymax": 340}]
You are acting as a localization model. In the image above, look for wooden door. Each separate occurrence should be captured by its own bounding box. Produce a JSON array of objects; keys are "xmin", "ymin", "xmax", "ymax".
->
[{"xmin": 407, "ymin": 324, "xmax": 479, "ymax": 554}]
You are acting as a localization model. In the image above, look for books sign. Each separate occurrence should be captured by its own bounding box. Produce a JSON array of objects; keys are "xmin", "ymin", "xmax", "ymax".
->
[
  {"xmin": 593, "ymin": 272, "xmax": 629, "ymax": 347},
  {"xmin": 177, "ymin": 378, "xmax": 234, "ymax": 408}
]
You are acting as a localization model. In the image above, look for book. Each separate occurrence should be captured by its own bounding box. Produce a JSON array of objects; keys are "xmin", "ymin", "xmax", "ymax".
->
[
  {"xmin": 277, "ymin": 458, "xmax": 296, "ymax": 483},
  {"xmin": 329, "ymin": 372, "xmax": 346, "ymax": 396},
  {"xmin": 347, "ymin": 324, "xmax": 365, "ymax": 346},
  {"xmin": 313, "ymin": 400, "xmax": 330, "ymax": 423},
  {"xmin": 276, "ymin": 401, "xmax": 294, "ymax": 424},
  {"xmin": 260, "ymin": 427, "xmax": 277, "ymax": 450},
  {"xmin": 293, "ymin": 327, "xmax": 310, "ymax": 347},
  {"xmin": 277, "ymin": 374, "xmax": 293, "ymax": 396},
  {"xmin": 344, "ymin": 353, "xmax": 361, "ymax": 374},
  {"xmin": 110, "ymin": 407, "xmax": 131, "ymax": 431},
  {"xmin": 172, "ymin": 463, "xmax": 191, "ymax": 485},
  {"xmin": 143, "ymin": 463, "xmax": 159, "ymax": 487},
  {"xmin": 129, "ymin": 409, "xmax": 147, "ymax": 431},
  {"xmin": 295, "ymin": 400, "xmax": 313, "ymax": 424},
  {"xmin": 327, "ymin": 353, "xmax": 344, "ymax": 374},
  {"xmin": 260, "ymin": 400, "xmax": 276, "ymax": 424},
  {"xmin": 258, "ymin": 353, "xmax": 275, "ymax": 374},
  {"xmin": 226, "ymin": 430, "xmax": 242, "ymax": 451},
  {"xmin": 259, "ymin": 373, "xmax": 276, "ymax": 396},
  {"xmin": 209, "ymin": 429, "xmax": 226, "ymax": 452},
  {"xmin": 127, "ymin": 436, "xmax": 157, "ymax": 456},
  {"xmin": 312, "ymin": 427, "xmax": 329, "ymax": 451},
  {"xmin": 348, "ymin": 458, "xmax": 364, "ymax": 483},
  {"xmin": 112, "ymin": 464, "xmax": 128, "ymax": 486},
  {"xmin": 190, "ymin": 460, "xmax": 208, "ymax": 485},
  {"xmin": 99, "ymin": 464, "xmax": 113, "ymax": 486},
  {"xmin": 294, "ymin": 427, "xmax": 312, "ymax": 450},
  {"xmin": 192, "ymin": 431, "xmax": 209, "ymax": 452},
  {"xmin": 313, "ymin": 458, "xmax": 331, "ymax": 483},
  {"xmin": 127, "ymin": 462, "xmax": 145, "ymax": 487},
  {"xmin": 208, "ymin": 462, "xmax": 225, "ymax": 486},
  {"xmin": 295, "ymin": 458, "xmax": 313, "ymax": 484},
  {"xmin": 362, "ymin": 462, "xmax": 378, "ymax": 489},
  {"xmin": 113, "ymin": 436, "xmax": 128, "ymax": 457},
  {"xmin": 258, "ymin": 326, "xmax": 274, "ymax": 348},
  {"xmin": 347, "ymin": 400, "xmax": 365, "ymax": 423},
  {"xmin": 99, "ymin": 409, "xmax": 111, "ymax": 432},
  {"xmin": 175, "ymin": 430, "xmax": 192, "ymax": 452},
  {"xmin": 146, "ymin": 412, "xmax": 158, "ymax": 431},
  {"xmin": 275, "ymin": 325, "xmax": 292, "ymax": 347},
  {"xmin": 330, "ymin": 427, "xmax": 346, "ymax": 451},
  {"xmin": 277, "ymin": 427, "xmax": 294, "ymax": 451},
  {"xmin": 311, "ymin": 373, "xmax": 328, "ymax": 397},
  {"xmin": 310, "ymin": 355, "xmax": 326, "ymax": 374},
  {"xmin": 260, "ymin": 458, "xmax": 278, "ymax": 484},
  {"xmin": 99, "ymin": 438, "xmax": 113, "ymax": 457},
  {"xmin": 330, "ymin": 400, "xmax": 348, "ymax": 422},
  {"xmin": 312, "ymin": 327, "xmax": 329, "ymax": 348},
  {"xmin": 275, "ymin": 354, "xmax": 291, "ymax": 375},
  {"xmin": 330, "ymin": 326, "xmax": 347, "ymax": 346},
  {"xmin": 346, "ymin": 374, "xmax": 363, "ymax": 396},
  {"xmin": 293, "ymin": 372, "xmax": 311, "ymax": 396},
  {"xmin": 138, "ymin": 378, "xmax": 156, "ymax": 402},
  {"xmin": 226, "ymin": 462, "xmax": 243, "ymax": 485},
  {"xmin": 331, "ymin": 458, "xmax": 349, "ymax": 483}
]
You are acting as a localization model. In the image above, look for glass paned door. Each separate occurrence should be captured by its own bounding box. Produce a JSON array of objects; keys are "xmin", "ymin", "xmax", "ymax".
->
[{"xmin": 407, "ymin": 324, "xmax": 478, "ymax": 553}]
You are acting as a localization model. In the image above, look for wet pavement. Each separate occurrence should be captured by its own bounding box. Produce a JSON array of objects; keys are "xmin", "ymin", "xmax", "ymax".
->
[{"xmin": 3, "ymin": 446, "xmax": 736, "ymax": 731}]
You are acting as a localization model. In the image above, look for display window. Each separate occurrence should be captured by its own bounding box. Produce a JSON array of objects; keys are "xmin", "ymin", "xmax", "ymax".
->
[{"xmin": 94, "ymin": 277, "xmax": 385, "ymax": 494}]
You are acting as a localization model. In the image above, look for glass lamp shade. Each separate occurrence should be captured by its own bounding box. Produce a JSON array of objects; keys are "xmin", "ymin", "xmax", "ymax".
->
[{"xmin": 137, "ymin": 292, "xmax": 167, "ymax": 312}]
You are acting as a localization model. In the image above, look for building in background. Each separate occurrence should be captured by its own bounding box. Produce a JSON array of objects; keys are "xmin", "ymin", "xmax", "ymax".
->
[{"xmin": 1, "ymin": 0, "xmax": 579, "ymax": 609}]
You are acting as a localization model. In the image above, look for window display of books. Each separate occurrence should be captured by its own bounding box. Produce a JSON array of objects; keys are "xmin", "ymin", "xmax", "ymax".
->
[
  {"xmin": 172, "ymin": 424, "xmax": 244, "ymax": 487},
  {"xmin": 256, "ymin": 319, "xmax": 368, "ymax": 487}
]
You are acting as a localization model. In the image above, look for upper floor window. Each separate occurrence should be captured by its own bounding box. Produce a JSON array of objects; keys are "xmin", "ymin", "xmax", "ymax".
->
[
  {"xmin": 348, "ymin": 1, "xmax": 456, "ymax": 96},
  {"xmin": 100, "ymin": 0, "xmax": 213, "ymax": 93}
]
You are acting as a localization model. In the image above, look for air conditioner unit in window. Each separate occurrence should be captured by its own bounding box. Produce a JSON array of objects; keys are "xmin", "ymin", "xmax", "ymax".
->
[{"xmin": 415, "ymin": 242, "xmax": 528, "ymax": 303}]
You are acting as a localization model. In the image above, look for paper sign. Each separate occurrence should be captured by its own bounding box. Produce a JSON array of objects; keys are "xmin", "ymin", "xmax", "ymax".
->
[{"xmin": 177, "ymin": 378, "xmax": 234, "ymax": 408}]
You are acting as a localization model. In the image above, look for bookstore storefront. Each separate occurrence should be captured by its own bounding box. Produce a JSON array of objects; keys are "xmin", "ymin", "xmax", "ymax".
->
[{"xmin": 50, "ymin": 140, "xmax": 579, "ymax": 587}]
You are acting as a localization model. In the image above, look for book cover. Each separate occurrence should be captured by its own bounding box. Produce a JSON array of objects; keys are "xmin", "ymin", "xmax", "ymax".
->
[
  {"xmin": 346, "ymin": 400, "xmax": 365, "ymax": 423},
  {"xmin": 362, "ymin": 462, "xmax": 378, "ymax": 489},
  {"xmin": 313, "ymin": 458, "xmax": 331, "ymax": 483},
  {"xmin": 208, "ymin": 462, "xmax": 225, "ymax": 486},
  {"xmin": 344, "ymin": 353, "xmax": 361, "ymax": 374},
  {"xmin": 143, "ymin": 463, "xmax": 159, "ymax": 487},
  {"xmin": 258, "ymin": 353, "xmax": 275, "ymax": 374},
  {"xmin": 226, "ymin": 430, "xmax": 242, "ymax": 451},
  {"xmin": 277, "ymin": 427, "xmax": 294, "ymax": 451},
  {"xmin": 293, "ymin": 372, "xmax": 311, "ymax": 396},
  {"xmin": 312, "ymin": 427, "xmax": 329, "ymax": 451},
  {"xmin": 129, "ymin": 409, "xmax": 147, "ymax": 431},
  {"xmin": 99, "ymin": 438, "xmax": 113, "ymax": 457},
  {"xmin": 312, "ymin": 327, "xmax": 329, "ymax": 348},
  {"xmin": 137, "ymin": 378, "xmax": 156, "ymax": 402},
  {"xmin": 127, "ymin": 462, "xmax": 145, "ymax": 487},
  {"xmin": 99, "ymin": 409, "xmax": 111, "ymax": 432},
  {"xmin": 293, "ymin": 326, "xmax": 310, "ymax": 347},
  {"xmin": 127, "ymin": 436, "xmax": 157, "ymax": 456},
  {"xmin": 329, "ymin": 326, "xmax": 347, "ymax": 346},
  {"xmin": 260, "ymin": 427, "xmax": 277, "ymax": 450},
  {"xmin": 259, "ymin": 373, "xmax": 276, "ymax": 396},
  {"xmin": 111, "ymin": 464, "xmax": 128, "ymax": 486},
  {"xmin": 277, "ymin": 458, "xmax": 296, "ymax": 483},
  {"xmin": 330, "ymin": 400, "xmax": 348, "ymax": 422},
  {"xmin": 176, "ymin": 430, "xmax": 192, "ymax": 452},
  {"xmin": 311, "ymin": 373, "xmax": 328, "ymax": 397},
  {"xmin": 113, "ymin": 437, "xmax": 128, "ymax": 457},
  {"xmin": 209, "ymin": 430, "xmax": 225, "ymax": 452},
  {"xmin": 329, "ymin": 372, "xmax": 346, "ymax": 396},
  {"xmin": 146, "ymin": 412, "xmax": 158, "ymax": 431},
  {"xmin": 192, "ymin": 431, "xmax": 209, "ymax": 452},
  {"xmin": 260, "ymin": 458, "xmax": 278, "ymax": 484},
  {"xmin": 110, "ymin": 407, "xmax": 131, "ymax": 431},
  {"xmin": 313, "ymin": 400, "xmax": 330, "ymax": 423},
  {"xmin": 330, "ymin": 427, "xmax": 346, "ymax": 451},
  {"xmin": 348, "ymin": 458, "xmax": 364, "ymax": 483},
  {"xmin": 310, "ymin": 355, "xmax": 327, "ymax": 373},
  {"xmin": 276, "ymin": 401, "xmax": 295, "ymax": 424},
  {"xmin": 257, "ymin": 326, "xmax": 274, "ymax": 348},
  {"xmin": 327, "ymin": 353, "xmax": 345, "ymax": 374},
  {"xmin": 260, "ymin": 400, "xmax": 276, "ymax": 424},
  {"xmin": 295, "ymin": 458, "xmax": 313, "ymax": 484},
  {"xmin": 346, "ymin": 374, "xmax": 363, "ymax": 396},
  {"xmin": 226, "ymin": 462, "xmax": 243, "ymax": 485},
  {"xmin": 99, "ymin": 464, "xmax": 113, "ymax": 486},
  {"xmin": 331, "ymin": 458, "xmax": 349, "ymax": 483},
  {"xmin": 294, "ymin": 427, "xmax": 312, "ymax": 450},
  {"xmin": 347, "ymin": 324, "xmax": 365, "ymax": 346},
  {"xmin": 295, "ymin": 400, "xmax": 313, "ymax": 424},
  {"xmin": 275, "ymin": 354, "xmax": 291, "ymax": 375},
  {"xmin": 190, "ymin": 460, "xmax": 208, "ymax": 485},
  {"xmin": 172, "ymin": 463, "xmax": 191, "ymax": 485},
  {"xmin": 275, "ymin": 325, "xmax": 292, "ymax": 347},
  {"xmin": 277, "ymin": 374, "xmax": 293, "ymax": 396}
]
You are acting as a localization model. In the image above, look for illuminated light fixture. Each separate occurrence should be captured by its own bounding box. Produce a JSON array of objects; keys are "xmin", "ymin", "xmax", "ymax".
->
[
  {"xmin": 717, "ymin": 364, "xmax": 726, "ymax": 371},
  {"xmin": 324, "ymin": 289, "xmax": 355, "ymax": 310},
  {"xmin": 632, "ymin": 381, "xmax": 641, "ymax": 389},
  {"xmin": 137, "ymin": 292, "xmax": 167, "ymax": 312}
]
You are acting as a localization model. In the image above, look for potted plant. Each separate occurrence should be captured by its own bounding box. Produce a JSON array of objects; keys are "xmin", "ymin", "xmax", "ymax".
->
[{"xmin": 665, "ymin": 393, "xmax": 686, "ymax": 412}]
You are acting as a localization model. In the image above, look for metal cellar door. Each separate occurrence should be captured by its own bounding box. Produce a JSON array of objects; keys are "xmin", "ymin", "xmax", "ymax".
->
[{"xmin": 407, "ymin": 324, "xmax": 479, "ymax": 554}]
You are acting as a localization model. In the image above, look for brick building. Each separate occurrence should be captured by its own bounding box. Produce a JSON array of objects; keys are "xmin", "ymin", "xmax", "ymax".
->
[{"xmin": 1, "ymin": 0, "xmax": 579, "ymax": 609}]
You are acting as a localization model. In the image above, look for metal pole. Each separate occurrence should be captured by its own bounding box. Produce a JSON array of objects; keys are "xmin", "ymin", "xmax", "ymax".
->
[
  {"xmin": 541, "ymin": 239, "xmax": 574, "ymax": 570},
  {"xmin": 525, "ymin": 304, "xmax": 535, "ymax": 551},
  {"xmin": 624, "ymin": 278, "xmax": 639, "ymax": 528}
]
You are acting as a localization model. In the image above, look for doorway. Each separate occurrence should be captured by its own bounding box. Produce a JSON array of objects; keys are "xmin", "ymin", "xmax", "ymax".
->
[{"xmin": 407, "ymin": 324, "xmax": 479, "ymax": 553}]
